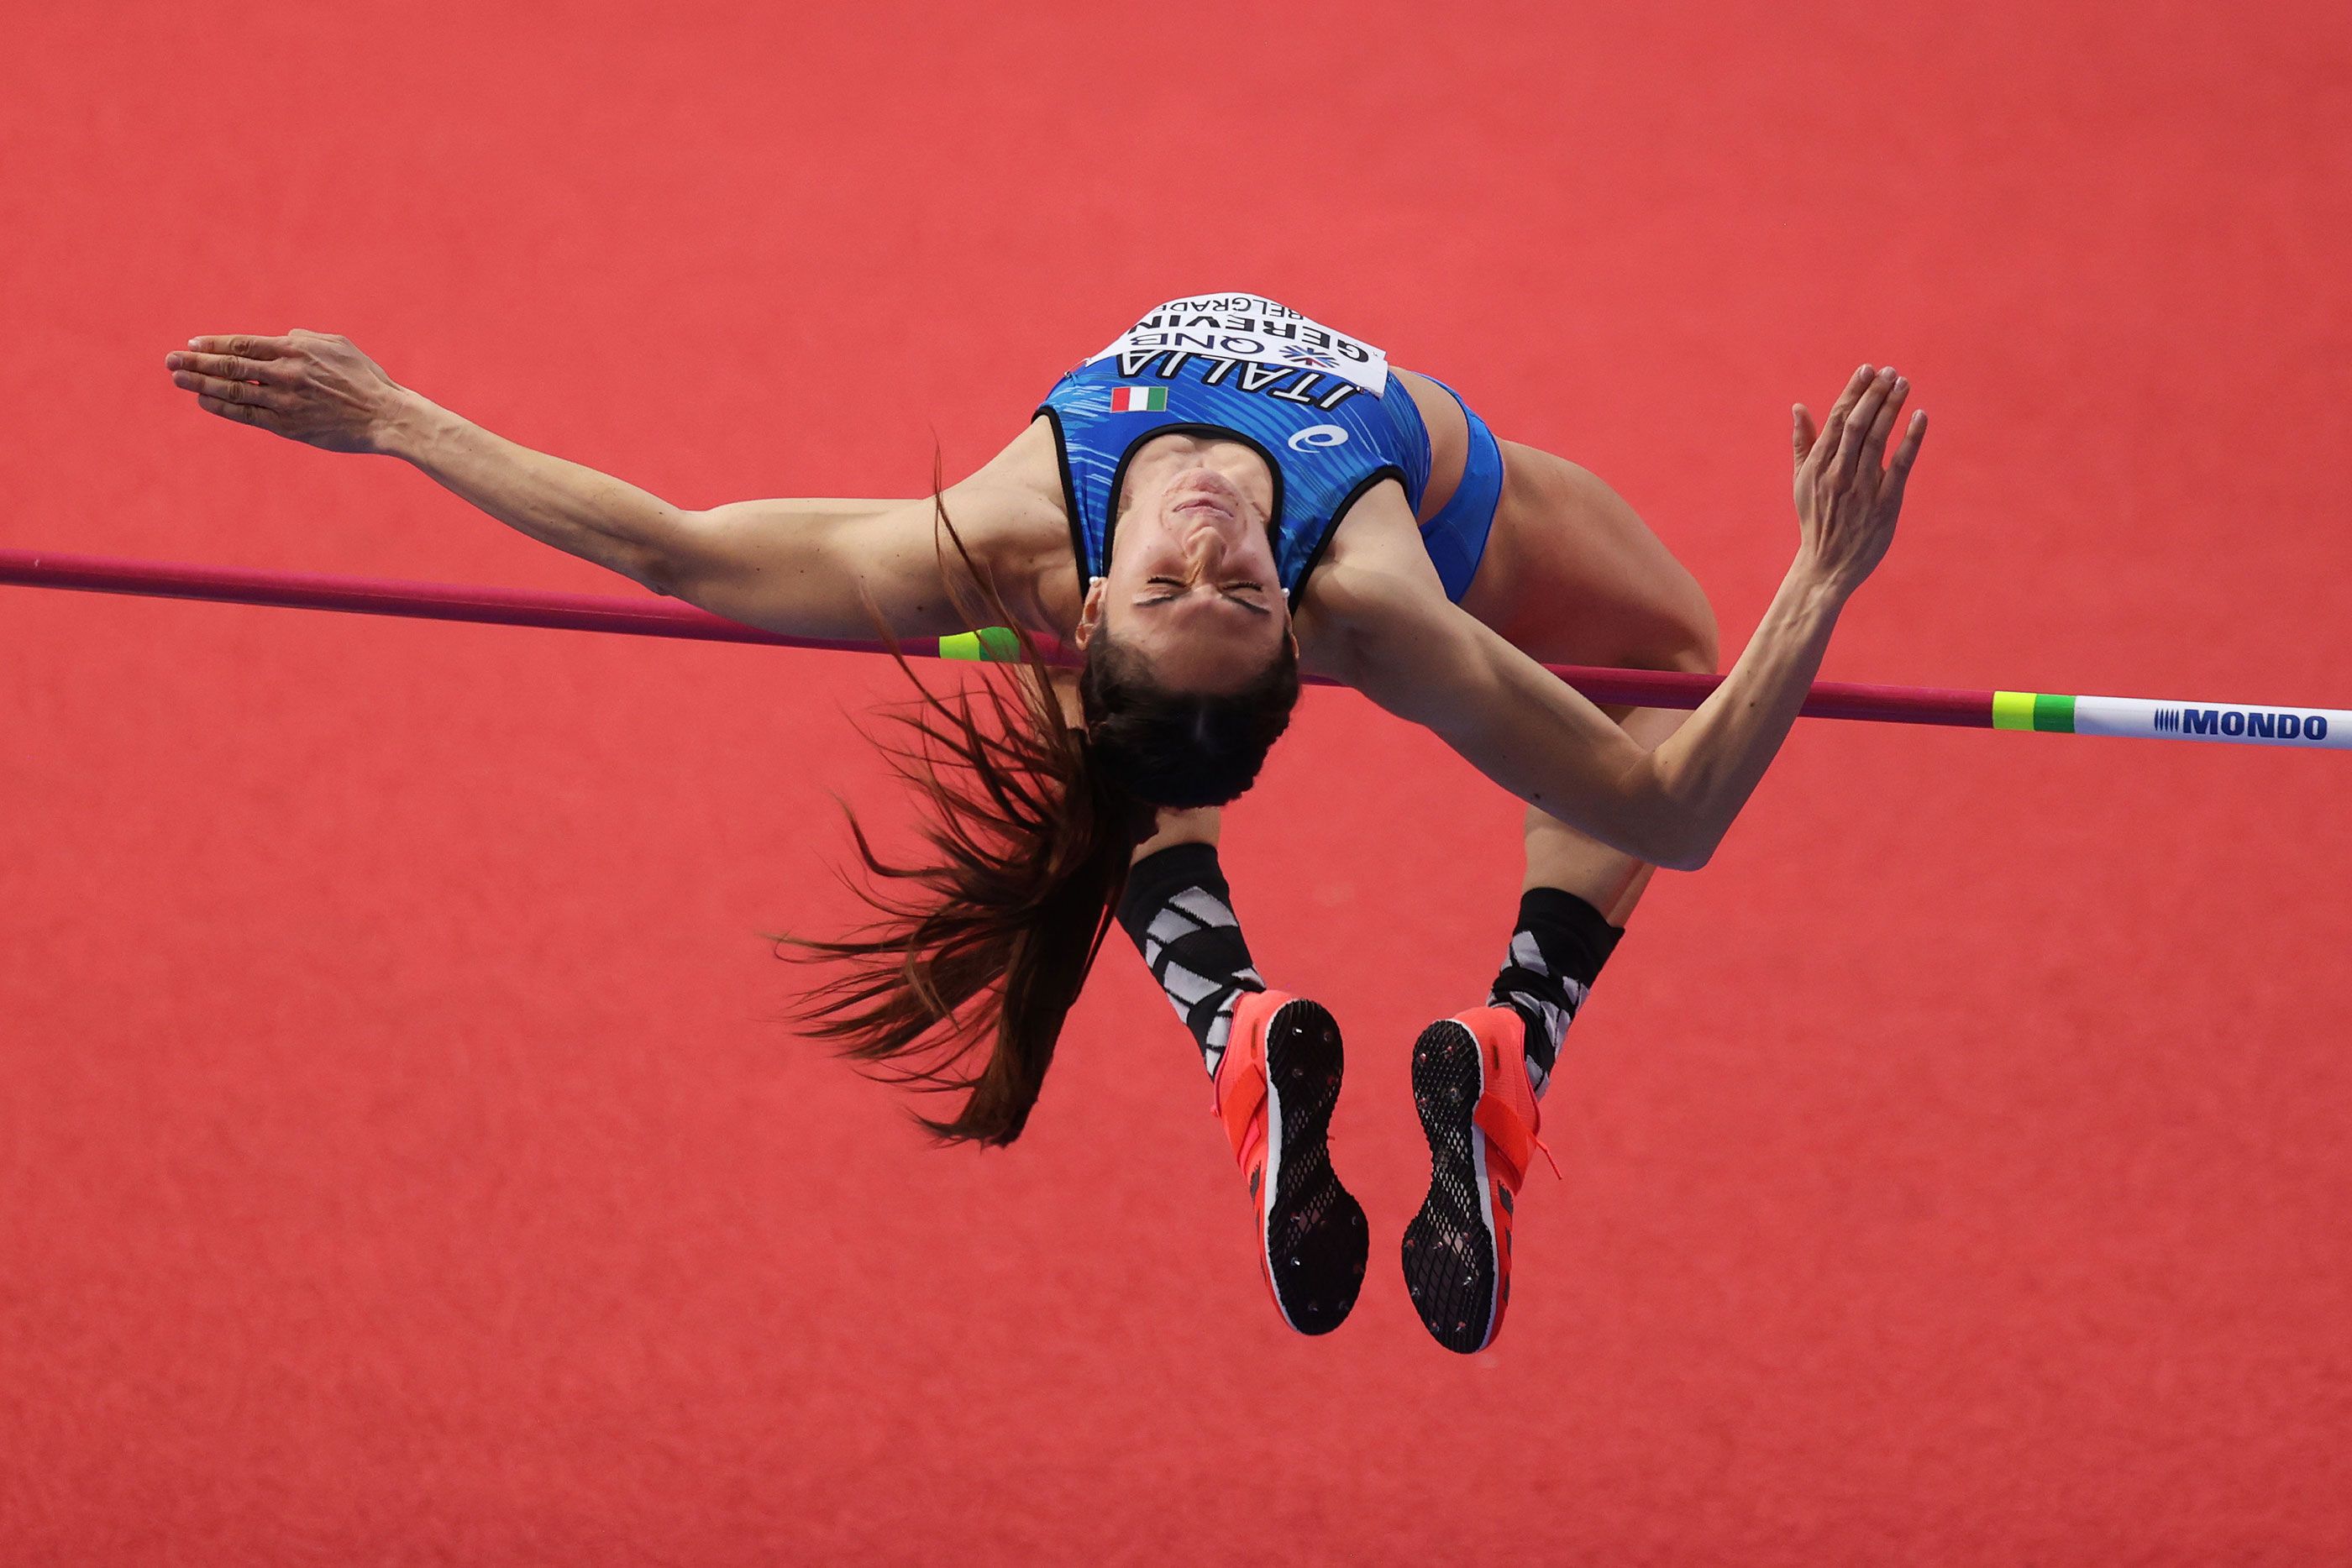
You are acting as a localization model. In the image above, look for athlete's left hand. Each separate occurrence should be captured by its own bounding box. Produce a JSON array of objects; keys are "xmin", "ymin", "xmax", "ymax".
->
[{"xmin": 1789, "ymin": 364, "xmax": 1928, "ymax": 598}]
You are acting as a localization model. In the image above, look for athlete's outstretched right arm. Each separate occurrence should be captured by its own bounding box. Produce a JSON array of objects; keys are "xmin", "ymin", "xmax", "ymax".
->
[{"xmin": 164, "ymin": 329, "xmax": 1047, "ymax": 642}]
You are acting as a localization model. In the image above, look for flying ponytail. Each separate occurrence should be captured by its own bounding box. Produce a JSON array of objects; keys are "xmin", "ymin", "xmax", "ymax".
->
[
  {"xmin": 774, "ymin": 490, "xmax": 1300, "ymax": 1145},
  {"xmin": 771, "ymin": 497, "xmax": 1152, "ymax": 1145}
]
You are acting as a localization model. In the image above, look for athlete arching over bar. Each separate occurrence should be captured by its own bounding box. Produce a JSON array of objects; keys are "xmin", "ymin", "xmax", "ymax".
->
[{"xmin": 164, "ymin": 294, "xmax": 1925, "ymax": 1353}]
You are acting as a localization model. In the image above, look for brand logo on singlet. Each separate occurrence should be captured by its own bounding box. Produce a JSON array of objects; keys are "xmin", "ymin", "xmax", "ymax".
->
[{"xmin": 1286, "ymin": 425, "xmax": 1349, "ymax": 452}]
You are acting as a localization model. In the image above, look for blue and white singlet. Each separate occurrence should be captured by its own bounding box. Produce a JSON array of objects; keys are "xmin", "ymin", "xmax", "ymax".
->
[{"xmin": 1036, "ymin": 292, "xmax": 1504, "ymax": 609}]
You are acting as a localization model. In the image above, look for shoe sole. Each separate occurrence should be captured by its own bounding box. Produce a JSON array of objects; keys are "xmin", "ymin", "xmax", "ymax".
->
[
  {"xmin": 1258, "ymin": 998, "xmax": 1368, "ymax": 1335},
  {"xmin": 1403, "ymin": 1019, "xmax": 1501, "ymax": 1354}
]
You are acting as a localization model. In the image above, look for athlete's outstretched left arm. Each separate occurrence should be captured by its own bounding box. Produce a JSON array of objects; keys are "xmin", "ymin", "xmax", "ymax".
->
[
  {"xmin": 1320, "ymin": 559, "xmax": 1686, "ymax": 863},
  {"xmin": 1327, "ymin": 366, "xmax": 1925, "ymax": 871}
]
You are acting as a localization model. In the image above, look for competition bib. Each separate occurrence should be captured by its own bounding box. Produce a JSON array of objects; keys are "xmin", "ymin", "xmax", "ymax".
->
[{"xmin": 1085, "ymin": 291, "xmax": 1391, "ymax": 396}]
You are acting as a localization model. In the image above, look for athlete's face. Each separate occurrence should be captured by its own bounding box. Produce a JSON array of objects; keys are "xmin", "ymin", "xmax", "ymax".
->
[{"xmin": 1076, "ymin": 454, "xmax": 1295, "ymax": 695}]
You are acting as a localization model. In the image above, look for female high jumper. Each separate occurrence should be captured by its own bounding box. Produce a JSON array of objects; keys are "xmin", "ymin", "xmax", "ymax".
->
[{"xmin": 165, "ymin": 293, "xmax": 1925, "ymax": 1353}]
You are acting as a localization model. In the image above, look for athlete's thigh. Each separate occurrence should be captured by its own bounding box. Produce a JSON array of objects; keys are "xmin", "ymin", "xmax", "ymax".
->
[{"xmin": 1460, "ymin": 439, "xmax": 1718, "ymax": 671}]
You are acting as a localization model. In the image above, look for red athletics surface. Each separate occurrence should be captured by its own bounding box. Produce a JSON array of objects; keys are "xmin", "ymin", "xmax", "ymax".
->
[{"xmin": 5, "ymin": 4, "xmax": 2350, "ymax": 1562}]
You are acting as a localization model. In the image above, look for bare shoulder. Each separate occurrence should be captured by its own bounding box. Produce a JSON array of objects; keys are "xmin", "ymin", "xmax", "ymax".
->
[
  {"xmin": 946, "ymin": 415, "xmax": 1084, "ymax": 632},
  {"xmin": 1294, "ymin": 479, "xmax": 1459, "ymax": 687},
  {"xmin": 948, "ymin": 416, "xmax": 1071, "ymax": 548},
  {"xmin": 963, "ymin": 413, "xmax": 1066, "ymax": 500}
]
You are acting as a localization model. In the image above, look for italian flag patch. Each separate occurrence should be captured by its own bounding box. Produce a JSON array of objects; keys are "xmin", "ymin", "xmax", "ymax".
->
[{"xmin": 1110, "ymin": 385, "xmax": 1167, "ymax": 412}]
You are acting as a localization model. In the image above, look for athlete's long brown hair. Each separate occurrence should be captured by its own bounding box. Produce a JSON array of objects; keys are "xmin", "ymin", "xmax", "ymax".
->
[{"xmin": 772, "ymin": 496, "xmax": 1298, "ymax": 1146}]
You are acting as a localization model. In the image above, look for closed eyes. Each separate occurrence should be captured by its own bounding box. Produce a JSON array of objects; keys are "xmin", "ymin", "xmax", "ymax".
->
[{"xmin": 1142, "ymin": 576, "xmax": 1273, "ymax": 613}]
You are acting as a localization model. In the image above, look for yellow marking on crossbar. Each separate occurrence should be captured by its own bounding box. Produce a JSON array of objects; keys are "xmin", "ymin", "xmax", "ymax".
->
[{"xmin": 1991, "ymin": 690, "xmax": 2039, "ymax": 731}]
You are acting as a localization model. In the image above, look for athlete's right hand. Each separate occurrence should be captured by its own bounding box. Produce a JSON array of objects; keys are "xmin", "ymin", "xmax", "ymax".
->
[
  {"xmin": 1789, "ymin": 364, "xmax": 1927, "ymax": 597},
  {"xmin": 165, "ymin": 330, "xmax": 411, "ymax": 454}
]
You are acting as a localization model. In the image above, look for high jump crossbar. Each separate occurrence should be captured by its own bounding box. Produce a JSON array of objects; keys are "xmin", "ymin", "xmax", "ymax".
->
[{"xmin": 3, "ymin": 546, "xmax": 2344, "ymax": 751}]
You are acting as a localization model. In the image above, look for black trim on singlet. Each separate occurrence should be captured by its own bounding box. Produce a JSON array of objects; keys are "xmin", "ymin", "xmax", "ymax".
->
[
  {"xmin": 1095, "ymin": 421, "xmax": 1289, "ymax": 590},
  {"xmin": 1039, "ymin": 411, "xmax": 1407, "ymax": 616},
  {"xmin": 1289, "ymin": 464, "xmax": 1410, "ymax": 611},
  {"xmin": 1037, "ymin": 405, "xmax": 1089, "ymax": 601}
]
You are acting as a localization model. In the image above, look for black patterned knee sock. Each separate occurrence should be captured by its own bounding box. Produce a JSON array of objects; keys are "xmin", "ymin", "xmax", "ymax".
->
[
  {"xmin": 1116, "ymin": 842, "xmax": 1265, "ymax": 1080},
  {"xmin": 1487, "ymin": 886, "xmax": 1624, "ymax": 1099}
]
